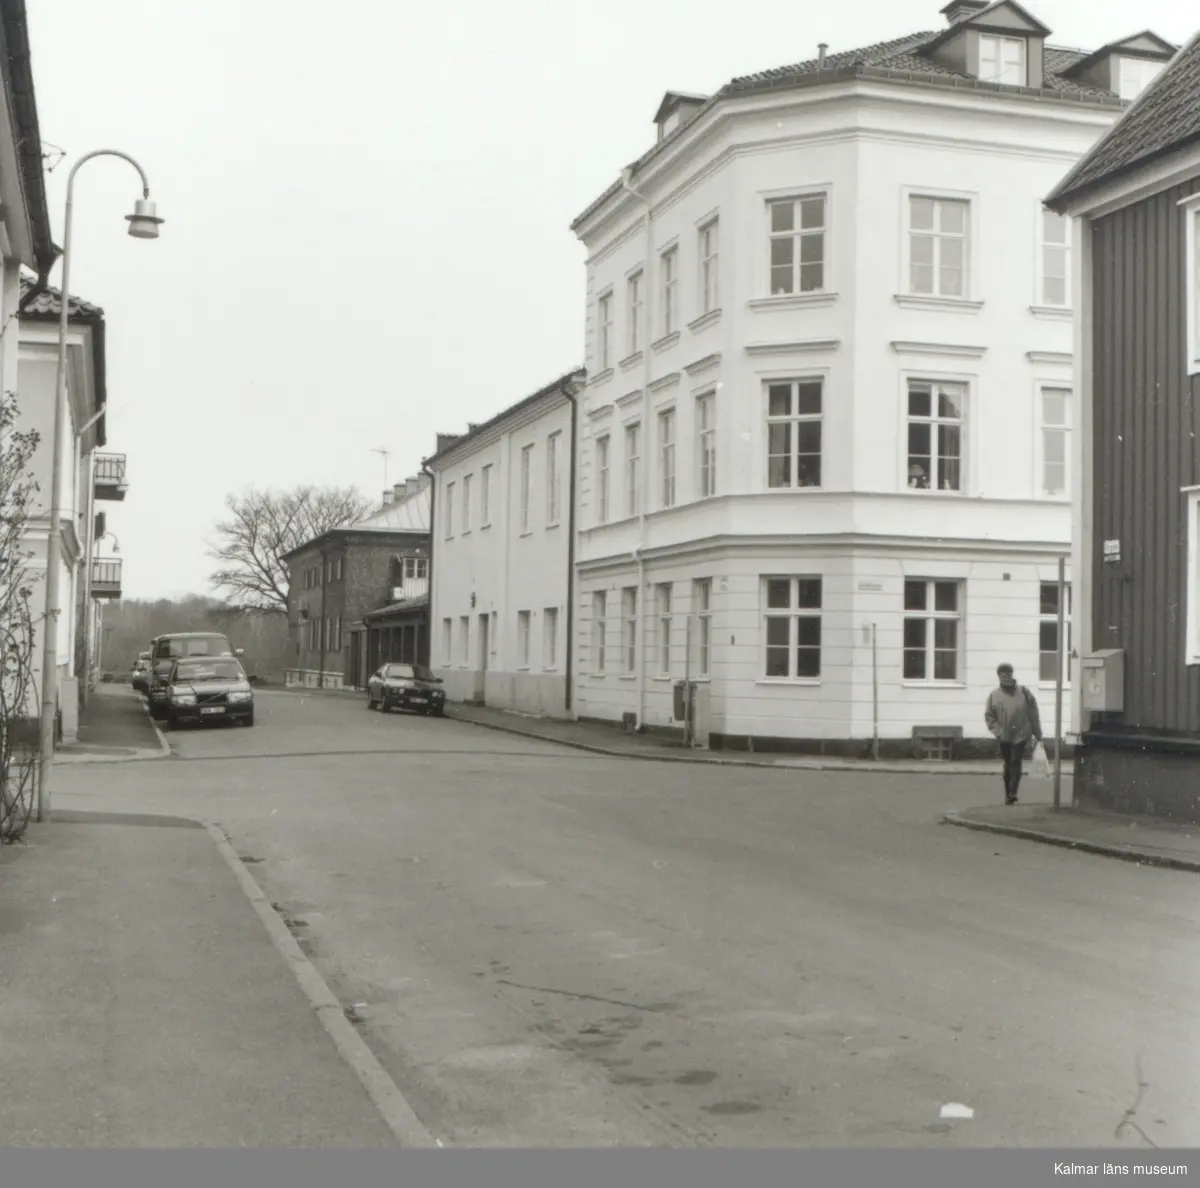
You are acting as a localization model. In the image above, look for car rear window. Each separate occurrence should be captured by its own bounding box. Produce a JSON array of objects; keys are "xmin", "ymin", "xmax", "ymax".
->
[{"xmin": 154, "ymin": 636, "xmax": 233, "ymax": 660}]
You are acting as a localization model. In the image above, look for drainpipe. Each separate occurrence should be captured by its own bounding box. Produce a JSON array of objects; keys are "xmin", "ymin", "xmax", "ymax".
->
[
  {"xmin": 422, "ymin": 460, "xmax": 436, "ymax": 670},
  {"xmin": 561, "ymin": 371, "xmax": 583, "ymax": 715},
  {"xmin": 317, "ymin": 540, "xmax": 328, "ymax": 688},
  {"xmin": 620, "ymin": 165, "xmax": 652, "ymax": 731}
]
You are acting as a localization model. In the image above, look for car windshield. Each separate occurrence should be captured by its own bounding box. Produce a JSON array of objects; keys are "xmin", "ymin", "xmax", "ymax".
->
[
  {"xmin": 383, "ymin": 665, "xmax": 415, "ymax": 680},
  {"xmin": 174, "ymin": 660, "xmax": 245, "ymax": 683},
  {"xmin": 156, "ymin": 636, "xmax": 233, "ymax": 660}
]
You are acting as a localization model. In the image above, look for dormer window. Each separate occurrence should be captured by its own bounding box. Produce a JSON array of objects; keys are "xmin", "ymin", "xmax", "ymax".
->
[
  {"xmin": 1117, "ymin": 56, "xmax": 1164, "ymax": 100},
  {"xmin": 978, "ymin": 34, "xmax": 1026, "ymax": 85}
]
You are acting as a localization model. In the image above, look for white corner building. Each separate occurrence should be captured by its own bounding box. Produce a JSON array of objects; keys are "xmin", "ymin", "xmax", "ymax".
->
[
  {"xmin": 427, "ymin": 369, "xmax": 586, "ymax": 717},
  {"xmin": 568, "ymin": 0, "xmax": 1176, "ymax": 756}
]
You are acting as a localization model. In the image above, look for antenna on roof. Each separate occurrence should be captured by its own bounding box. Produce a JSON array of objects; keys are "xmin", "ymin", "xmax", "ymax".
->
[{"xmin": 369, "ymin": 447, "xmax": 391, "ymax": 491}]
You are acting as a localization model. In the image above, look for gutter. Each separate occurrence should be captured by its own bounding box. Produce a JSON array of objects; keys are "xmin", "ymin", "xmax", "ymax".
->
[{"xmin": 561, "ymin": 373, "xmax": 582, "ymax": 714}]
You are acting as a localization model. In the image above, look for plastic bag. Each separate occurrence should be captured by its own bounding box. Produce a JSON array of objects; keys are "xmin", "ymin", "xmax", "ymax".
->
[{"xmin": 1030, "ymin": 741, "xmax": 1050, "ymax": 779}]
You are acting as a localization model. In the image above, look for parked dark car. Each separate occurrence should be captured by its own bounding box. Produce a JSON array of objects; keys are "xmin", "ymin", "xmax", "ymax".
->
[
  {"xmin": 163, "ymin": 655, "xmax": 255, "ymax": 729},
  {"xmin": 366, "ymin": 663, "xmax": 445, "ymax": 716},
  {"xmin": 147, "ymin": 632, "xmax": 242, "ymax": 719},
  {"xmin": 131, "ymin": 653, "xmax": 150, "ymax": 694}
]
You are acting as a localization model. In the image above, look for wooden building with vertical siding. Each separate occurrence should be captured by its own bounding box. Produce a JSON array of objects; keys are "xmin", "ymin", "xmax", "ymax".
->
[{"xmin": 1046, "ymin": 28, "xmax": 1200, "ymax": 821}]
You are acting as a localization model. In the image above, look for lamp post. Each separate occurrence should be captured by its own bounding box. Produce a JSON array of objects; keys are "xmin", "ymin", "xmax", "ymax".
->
[{"xmin": 36, "ymin": 150, "xmax": 163, "ymax": 823}]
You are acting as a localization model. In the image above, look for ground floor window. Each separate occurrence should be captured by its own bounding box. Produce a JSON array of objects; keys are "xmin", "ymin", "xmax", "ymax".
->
[
  {"xmin": 763, "ymin": 576, "xmax": 822, "ymax": 679},
  {"xmin": 1039, "ymin": 581, "xmax": 1072, "ymax": 683},
  {"xmin": 593, "ymin": 591, "xmax": 607, "ymax": 674},
  {"xmin": 903, "ymin": 579, "xmax": 962, "ymax": 681},
  {"xmin": 693, "ymin": 578, "xmax": 711, "ymax": 677}
]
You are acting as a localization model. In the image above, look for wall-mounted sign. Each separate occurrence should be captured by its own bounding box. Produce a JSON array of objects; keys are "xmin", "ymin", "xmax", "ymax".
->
[
  {"xmin": 858, "ymin": 581, "xmax": 884, "ymax": 592},
  {"xmin": 1103, "ymin": 539, "xmax": 1120, "ymax": 564}
]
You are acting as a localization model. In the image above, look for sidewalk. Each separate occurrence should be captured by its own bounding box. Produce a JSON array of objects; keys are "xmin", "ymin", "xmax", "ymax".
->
[
  {"xmin": 59, "ymin": 684, "xmax": 168, "ymax": 764},
  {"xmin": 942, "ymin": 803, "xmax": 1200, "ymax": 872},
  {"xmin": 0, "ymin": 811, "xmax": 423, "ymax": 1146}
]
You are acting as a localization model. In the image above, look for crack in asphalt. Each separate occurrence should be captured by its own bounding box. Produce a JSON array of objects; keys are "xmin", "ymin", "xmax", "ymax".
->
[
  {"xmin": 493, "ymin": 979, "xmax": 678, "ymax": 1014},
  {"xmin": 1114, "ymin": 1055, "xmax": 1159, "ymax": 1148}
]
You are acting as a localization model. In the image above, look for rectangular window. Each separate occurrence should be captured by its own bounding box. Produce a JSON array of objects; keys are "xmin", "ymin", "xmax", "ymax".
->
[
  {"xmin": 403, "ymin": 556, "xmax": 429, "ymax": 581},
  {"xmin": 658, "ymin": 408, "xmax": 676, "ymax": 508},
  {"xmin": 517, "ymin": 610, "xmax": 531, "ymax": 668},
  {"xmin": 481, "ymin": 464, "xmax": 492, "ymax": 526},
  {"xmin": 696, "ymin": 392, "xmax": 716, "ymax": 497},
  {"xmin": 763, "ymin": 577, "xmax": 822, "ymax": 679},
  {"xmin": 767, "ymin": 379, "xmax": 823, "ymax": 489},
  {"xmin": 595, "ymin": 435, "xmax": 611, "ymax": 524},
  {"xmin": 656, "ymin": 583, "xmax": 672, "ymax": 675},
  {"xmin": 978, "ymin": 34, "xmax": 1026, "ymax": 86},
  {"xmin": 699, "ymin": 219, "xmax": 719, "ymax": 313},
  {"xmin": 308, "ymin": 619, "xmax": 318, "ymax": 650},
  {"xmin": 661, "ymin": 246, "xmax": 679, "ymax": 336},
  {"xmin": 593, "ymin": 591, "xmax": 607, "ymax": 674},
  {"xmin": 462, "ymin": 472, "xmax": 472, "ymax": 532},
  {"xmin": 627, "ymin": 271, "xmax": 643, "ymax": 354},
  {"xmin": 621, "ymin": 586, "xmax": 638, "ymax": 675},
  {"xmin": 907, "ymin": 380, "xmax": 964, "ymax": 492},
  {"xmin": 903, "ymin": 579, "xmax": 962, "ymax": 682},
  {"xmin": 334, "ymin": 615, "xmax": 342, "ymax": 652},
  {"xmin": 1039, "ymin": 582, "xmax": 1073, "ymax": 684},
  {"xmin": 547, "ymin": 431, "xmax": 562, "ymax": 526},
  {"xmin": 1040, "ymin": 210, "xmax": 1071, "ymax": 307},
  {"xmin": 694, "ymin": 578, "xmax": 712, "ymax": 678},
  {"xmin": 1040, "ymin": 386, "xmax": 1071, "ymax": 497},
  {"xmin": 459, "ymin": 616, "xmax": 470, "ymax": 665},
  {"xmin": 1119, "ymin": 56, "xmax": 1164, "ymax": 101},
  {"xmin": 768, "ymin": 194, "xmax": 826, "ymax": 296},
  {"xmin": 909, "ymin": 196, "xmax": 968, "ymax": 298},
  {"xmin": 520, "ymin": 444, "xmax": 533, "ymax": 531},
  {"xmin": 625, "ymin": 422, "xmax": 641, "ymax": 517},
  {"xmin": 598, "ymin": 291, "xmax": 613, "ymax": 370},
  {"xmin": 444, "ymin": 482, "xmax": 455, "ymax": 539},
  {"xmin": 543, "ymin": 607, "xmax": 558, "ymax": 670},
  {"xmin": 442, "ymin": 617, "xmax": 452, "ymax": 660}
]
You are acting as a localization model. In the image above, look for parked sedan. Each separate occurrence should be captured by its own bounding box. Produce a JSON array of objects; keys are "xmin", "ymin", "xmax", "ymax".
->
[
  {"xmin": 366, "ymin": 663, "xmax": 446, "ymax": 716},
  {"xmin": 131, "ymin": 654, "xmax": 150, "ymax": 695},
  {"xmin": 163, "ymin": 656, "xmax": 255, "ymax": 729}
]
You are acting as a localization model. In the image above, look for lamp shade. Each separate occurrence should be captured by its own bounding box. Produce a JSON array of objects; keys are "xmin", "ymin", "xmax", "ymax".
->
[{"xmin": 125, "ymin": 198, "xmax": 164, "ymax": 239}]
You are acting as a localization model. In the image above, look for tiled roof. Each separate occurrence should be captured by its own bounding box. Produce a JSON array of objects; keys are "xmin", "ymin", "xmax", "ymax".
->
[
  {"xmin": 354, "ymin": 484, "xmax": 431, "ymax": 533},
  {"xmin": 1046, "ymin": 28, "xmax": 1200, "ymax": 210},
  {"xmin": 363, "ymin": 593, "xmax": 429, "ymax": 622},
  {"xmin": 18, "ymin": 276, "xmax": 105, "ymax": 320}
]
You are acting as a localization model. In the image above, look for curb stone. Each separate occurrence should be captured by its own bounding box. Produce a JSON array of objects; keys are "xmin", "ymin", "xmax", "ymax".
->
[
  {"xmin": 941, "ymin": 811, "xmax": 1200, "ymax": 873},
  {"xmin": 203, "ymin": 821, "xmax": 440, "ymax": 1148}
]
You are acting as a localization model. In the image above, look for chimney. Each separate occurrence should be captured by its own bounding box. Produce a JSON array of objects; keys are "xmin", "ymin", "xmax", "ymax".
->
[
  {"xmin": 940, "ymin": 0, "xmax": 989, "ymax": 24},
  {"xmin": 818, "ymin": 43, "xmax": 828, "ymax": 68},
  {"xmin": 436, "ymin": 432, "xmax": 463, "ymax": 452},
  {"xmin": 393, "ymin": 481, "xmax": 408, "ymax": 502},
  {"xmin": 382, "ymin": 490, "xmax": 394, "ymax": 506},
  {"xmin": 415, "ymin": 473, "xmax": 431, "ymax": 491}
]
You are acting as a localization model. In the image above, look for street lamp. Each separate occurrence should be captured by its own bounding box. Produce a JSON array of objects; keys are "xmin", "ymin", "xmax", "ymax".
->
[{"xmin": 37, "ymin": 150, "xmax": 163, "ymax": 823}]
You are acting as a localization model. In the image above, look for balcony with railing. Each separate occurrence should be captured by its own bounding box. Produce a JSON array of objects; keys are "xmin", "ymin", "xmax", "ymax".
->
[
  {"xmin": 94, "ymin": 453, "xmax": 128, "ymax": 501},
  {"xmin": 91, "ymin": 557, "xmax": 122, "ymax": 599}
]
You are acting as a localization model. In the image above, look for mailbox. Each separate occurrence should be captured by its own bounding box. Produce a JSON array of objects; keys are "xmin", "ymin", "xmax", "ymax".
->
[{"xmin": 1081, "ymin": 649, "xmax": 1124, "ymax": 713}]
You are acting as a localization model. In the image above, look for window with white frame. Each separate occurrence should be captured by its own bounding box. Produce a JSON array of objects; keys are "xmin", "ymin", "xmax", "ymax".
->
[
  {"xmin": 462, "ymin": 472, "xmax": 472, "ymax": 532},
  {"xmin": 1039, "ymin": 386, "xmax": 1071, "ymax": 497},
  {"xmin": 696, "ymin": 392, "xmax": 716, "ymax": 497},
  {"xmin": 767, "ymin": 379, "xmax": 823, "ymax": 489},
  {"xmin": 1039, "ymin": 582, "xmax": 1072, "ymax": 684},
  {"xmin": 627, "ymin": 271, "xmax": 643, "ymax": 355},
  {"xmin": 694, "ymin": 578, "xmax": 712, "ymax": 677},
  {"xmin": 699, "ymin": 219, "xmax": 719, "ymax": 313},
  {"xmin": 658, "ymin": 408, "xmax": 676, "ymax": 507},
  {"xmin": 547, "ymin": 431, "xmax": 562, "ymax": 525},
  {"xmin": 656, "ymin": 583, "xmax": 672, "ymax": 675},
  {"xmin": 1118, "ymin": 56, "xmax": 1164, "ymax": 101},
  {"xmin": 517, "ymin": 610, "xmax": 531, "ymax": 668},
  {"xmin": 1188, "ymin": 203, "xmax": 1200, "ymax": 375},
  {"xmin": 520, "ymin": 444, "xmax": 533, "ymax": 531},
  {"xmin": 444, "ymin": 482, "xmax": 455, "ymax": 538},
  {"xmin": 978, "ymin": 35, "xmax": 1026, "ymax": 85},
  {"xmin": 442, "ymin": 617, "xmax": 452, "ymax": 660},
  {"xmin": 598, "ymin": 291, "xmax": 613, "ymax": 370},
  {"xmin": 907, "ymin": 380, "xmax": 964, "ymax": 492},
  {"xmin": 459, "ymin": 616, "xmax": 470, "ymax": 665},
  {"xmin": 593, "ymin": 590, "xmax": 608, "ymax": 673},
  {"xmin": 768, "ymin": 194, "xmax": 826, "ymax": 295},
  {"xmin": 595, "ymin": 434, "xmax": 611, "ymax": 523},
  {"xmin": 661, "ymin": 246, "xmax": 679, "ymax": 336},
  {"xmin": 481, "ymin": 464, "xmax": 492, "ymax": 526},
  {"xmin": 621, "ymin": 587, "xmax": 637, "ymax": 674},
  {"xmin": 763, "ymin": 577, "xmax": 822, "ymax": 679},
  {"xmin": 625, "ymin": 422, "xmax": 641, "ymax": 516},
  {"xmin": 903, "ymin": 579, "xmax": 962, "ymax": 682},
  {"xmin": 403, "ymin": 557, "xmax": 429, "ymax": 581},
  {"xmin": 543, "ymin": 607, "xmax": 558, "ymax": 669},
  {"xmin": 909, "ymin": 196, "xmax": 968, "ymax": 298},
  {"xmin": 1040, "ymin": 210, "xmax": 1071, "ymax": 307}
]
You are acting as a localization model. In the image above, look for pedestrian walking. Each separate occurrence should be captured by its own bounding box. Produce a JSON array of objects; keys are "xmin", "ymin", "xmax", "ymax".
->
[{"xmin": 984, "ymin": 663, "xmax": 1043, "ymax": 805}]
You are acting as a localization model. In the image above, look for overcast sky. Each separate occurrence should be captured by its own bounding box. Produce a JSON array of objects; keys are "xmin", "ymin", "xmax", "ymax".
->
[{"xmin": 26, "ymin": 0, "xmax": 1190, "ymax": 601}]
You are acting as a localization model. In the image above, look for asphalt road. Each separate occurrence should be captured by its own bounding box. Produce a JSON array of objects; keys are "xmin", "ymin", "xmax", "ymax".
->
[{"xmin": 60, "ymin": 689, "xmax": 1200, "ymax": 1148}]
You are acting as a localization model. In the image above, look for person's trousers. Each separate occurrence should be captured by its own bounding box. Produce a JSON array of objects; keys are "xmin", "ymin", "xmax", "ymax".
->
[{"xmin": 998, "ymin": 741, "xmax": 1027, "ymax": 803}]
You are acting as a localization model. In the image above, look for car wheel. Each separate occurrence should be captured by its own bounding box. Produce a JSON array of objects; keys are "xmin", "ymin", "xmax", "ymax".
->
[
  {"xmin": 433, "ymin": 707, "xmax": 445, "ymax": 718},
  {"xmin": 245, "ymin": 713, "xmax": 255, "ymax": 727},
  {"xmin": 367, "ymin": 696, "xmax": 377, "ymax": 710}
]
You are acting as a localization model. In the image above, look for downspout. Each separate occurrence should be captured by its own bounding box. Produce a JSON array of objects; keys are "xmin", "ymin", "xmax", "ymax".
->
[
  {"xmin": 317, "ymin": 540, "xmax": 328, "ymax": 688},
  {"xmin": 620, "ymin": 166, "xmax": 652, "ymax": 731},
  {"xmin": 562, "ymin": 372, "xmax": 582, "ymax": 715},
  {"xmin": 422, "ymin": 460, "xmax": 436, "ymax": 670}
]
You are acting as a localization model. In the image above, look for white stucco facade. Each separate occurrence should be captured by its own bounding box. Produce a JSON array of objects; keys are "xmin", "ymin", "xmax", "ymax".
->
[
  {"xmin": 428, "ymin": 371, "xmax": 584, "ymax": 717},
  {"xmin": 570, "ymin": 57, "xmax": 1120, "ymax": 753}
]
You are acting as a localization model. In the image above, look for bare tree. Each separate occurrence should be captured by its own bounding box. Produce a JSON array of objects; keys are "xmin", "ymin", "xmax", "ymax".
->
[
  {"xmin": 0, "ymin": 390, "xmax": 42, "ymax": 843},
  {"xmin": 208, "ymin": 485, "xmax": 370, "ymax": 613}
]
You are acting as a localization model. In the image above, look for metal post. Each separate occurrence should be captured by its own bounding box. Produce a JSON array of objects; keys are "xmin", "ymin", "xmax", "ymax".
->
[{"xmin": 1053, "ymin": 554, "xmax": 1066, "ymax": 810}]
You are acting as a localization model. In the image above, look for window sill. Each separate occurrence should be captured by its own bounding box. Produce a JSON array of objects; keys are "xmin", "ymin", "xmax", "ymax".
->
[
  {"xmin": 765, "ymin": 485, "xmax": 825, "ymax": 494},
  {"xmin": 688, "ymin": 309, "xmax": 721, "ymax": 333},
  {"xmin": 652, "ymin": 331, "xmax": 682, "ymax": 354},
  {"xmin": 589, "ymin": 368, "xmax": 615, "ymax": 388},
  {"xmin": 749, "ymin": 292, "xmax": 837, "ymax": 312},
  {"xmin": 1030, "ymin": 304, "xmax": 1073, "ymax": 321},
  {"xmin": 516, "ymin": 666, "xmax": 531, "ymax": 673},
  {"xmin": 757, "ymin": 678, "xmax": 822, "ymax": 687},
  {"xmin": 619, "ymin": 351, "xmax": 644, "ymax": 372},
  {"xmin": 894, "ymin": 294, "xmax": 984, "ymax": 315},
  {"xmin": 481, "ymin": 522, "xmax": 491, "ymax": 530},
  {"xmin": 462, "ymin": 529, "xmax": 471, "ymax": 536},
  {"xmin": 901, "ymin": 681, "xmax": 967, "ymax": 689},
  {"xmin": 519, "ymin": 530, "xmax": 533, "ymax": 538},
  {"xmin": 543, "ymin": 667, "xmax": 559, "ymax": 674},
  {"xmin": 546, "ymin": 521, "xmax": 561, "ymax": 530},
  {"xmin": 903, "ymin": 487, "xmax": 965, "ymax": 496},
  {"xmin": 620, "ymin": 673, "xmax": 637, "ymax": 680}
]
